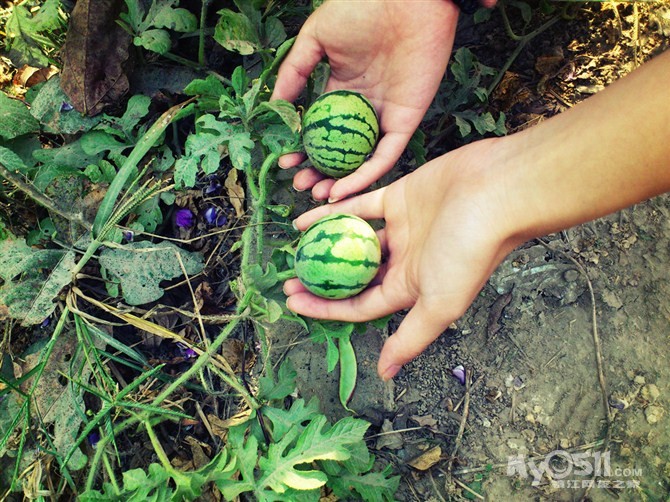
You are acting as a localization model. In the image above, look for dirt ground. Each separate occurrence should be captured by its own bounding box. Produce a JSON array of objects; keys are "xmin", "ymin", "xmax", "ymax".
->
[{"xmin": 275, "ymin": 3, "xmax": 670, "ymax": 501}]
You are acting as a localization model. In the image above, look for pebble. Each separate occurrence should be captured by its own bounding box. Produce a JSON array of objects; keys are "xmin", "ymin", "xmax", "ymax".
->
[
  {"xmin": 560, "ymin": 438, "xmax": 570, "ymax": 449},
  {"xmin": 641, "ymin": 384, "xmax": 660, "ymax": 403},
  {"xmin": 634, "ymin": 375, "xmax": 646, "ymax": 385},
  {"xmin": 563, "ymin": 269, "xmax": 580, "ymax": 282},
  {"xmin": 522, "ymin": 429, "xmax": 536, "ymax": 442},
  {"xmin": 645, "ymin": 405, "xmax": 665, "ymax": 425}
]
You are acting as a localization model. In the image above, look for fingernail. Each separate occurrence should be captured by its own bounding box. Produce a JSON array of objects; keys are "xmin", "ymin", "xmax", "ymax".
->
[
  {"xmin": 291, "ymin": 219, "xmax": 299, "ymax": 231},
  {"xmin": 293, "ymin": 185, "xmax": 305, "ymax": 192},
  {"xmin": 328, "ymin": 196, "xmax": 341, "ymax": 204},
  {"xmin": 380, "ymin": 364, "xmax": 401, "ymax": 382},
  {"xmin": 278, "ymin": 159, "xmax": 288, "ymax": 169}
]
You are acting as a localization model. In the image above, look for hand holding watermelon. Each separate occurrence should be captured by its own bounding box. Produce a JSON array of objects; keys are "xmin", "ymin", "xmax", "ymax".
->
[
  {"xmin": 285, "ymin": 49, "xmax": 670, "ymax": 380},
  {"xmin": 270, "ymin": 0, "xmax": 459, "ymax": 202}
]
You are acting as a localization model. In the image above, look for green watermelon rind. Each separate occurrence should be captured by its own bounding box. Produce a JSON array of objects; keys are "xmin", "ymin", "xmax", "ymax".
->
[
  {"xmin": 294, "ymin": 213, "xmax": 382, "ymax": 299},
  {"xmin": 302, "ymin": 90, "xmax": 380, "ymax": 178}
]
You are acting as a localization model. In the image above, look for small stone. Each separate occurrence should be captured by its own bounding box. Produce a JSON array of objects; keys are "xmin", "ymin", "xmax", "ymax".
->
[
  {"xmin": 634, "ymin": 375, "xmax": 646, "ymax": 385},
  {"xmin": 525, "ymin": 413, "xmax": 536, "ymax": 424},
  {"xmin": 645, "ymin": 405, "xmax": 665, "ymax": 425},
  {"xmin": 563, "ymin": 269, "xmax": 580, "ymax": 282},
  {"xmin": 619, "ymin": 446, "xmax": 633, "ymax": 457},
  {"xmin": 480, "ymin": 417, "xmax": 492, "ymax": 428},
  {"xmin": 641, "ymin": 384, "xmax": 661, "ymax": 403},
  {"xmin": 559, "ymin": 438, "xmax": 570, "ymax": 449},
  {"xmin": 522, "ymin": 429, "xmax": 536, "ymax": 442}
]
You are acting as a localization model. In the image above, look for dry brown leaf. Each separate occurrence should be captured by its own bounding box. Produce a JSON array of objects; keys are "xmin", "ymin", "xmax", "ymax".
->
[
  {"xmin": 207, "ymin": 409, "xmax": 253, "ymax": 440},
  {"xmin": 225, "ymin": 168, "xmax": 245, "ymax": 218},
  {"xmin": 407, "ymin": 445, "xmax": 442, "ymax": 471},
  {"xmin": 60, "ymin": 0, "xmax": 132, "ymax": 115},
  {"xmin": 410, "ymin": 414, "xmax": 438, "ymax": 428},
  {"xmin": 13, "ymin": 64, "xmax": 59, "ymax": 90},
  {"xmin": 375, "ymin": 419, "xmax": 404, "ymax": 450},
  {"xmin": 185, "ymin": 435, "xmax": 211, "ymax": 469},
  {"xmin": 220, "ymin": 338, "xmax": 255, "ymax": 373}
]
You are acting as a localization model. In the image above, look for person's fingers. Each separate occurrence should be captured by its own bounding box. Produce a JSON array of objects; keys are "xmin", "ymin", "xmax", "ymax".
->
[
  {"xmin": 286, "ymin": 279, "xmax": 407, "ymax": 323},
  {"xmin": 375, "ymin": 228, "xmax": 388, "ymax": 256},
  {"xmin": 377, "ymin": 297, "xmax": 455, "ymax": 381},
  {"xmin": 327, "ymin": 131, "xmax": 412, "ymax": 203},
  {"xmin": 278, "ymin": 152, "xmax": 306, "ymax": 169},
  {"xmin": 311, "ymin": 178, "xmax": 337, "ymax": 201},
  {"xmin": 293, "ymin": 168, "xmax": 328, "ymax": 192},
  {"xmin": 270, "ymin": 27, "xmax": 324, "ymax": 103},
  {"xmin": 283, "ymin": 277, "xmax": 308, "ymax": 296},
  {"xmin": 293, "ymin": 188, "xmax": 386, "ymax": 230}
]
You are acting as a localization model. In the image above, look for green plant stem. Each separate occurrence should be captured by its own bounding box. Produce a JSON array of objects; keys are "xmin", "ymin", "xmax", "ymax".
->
[
  {"xmin": 144, "ymin": 419, "xmax": 173, "ymax": 471},
  {"xmin": 489, "ymin": 11, "xmax": 560, "ymax": 95},
  {"xmin": 101, "ymin": 452, "xmax": 121, "ymax": 495},
  {"xmin": 0, "ymin": 163, "xmax": 91, "ymax": 230},
  {"xmin": 252, "ymin": 152, "xmax": 281, "ymax": 258},
  {"xmin": 92, "ymin": 99, "xmax": 194, "ymax": 238},
  {"xmin": 150, "ymin": 290, "xmax": 258, "ymax": 409},
  {"xmin": 198, "ymin": 0, "xmax": 211, "ymax": 66}
]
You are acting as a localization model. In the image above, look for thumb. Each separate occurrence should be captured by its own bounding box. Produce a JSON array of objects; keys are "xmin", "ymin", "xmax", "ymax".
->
[
  {"xmin": 270, "ymin": 28, "xmax": 324, "ymax": 103},
  {"xmin": 377, "ymin": 297, "xmax": 455, "ymax": 381}
]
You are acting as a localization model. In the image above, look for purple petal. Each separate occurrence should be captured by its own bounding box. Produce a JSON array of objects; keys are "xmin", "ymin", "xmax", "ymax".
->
[
  {"xmin": 203, "ymin": 207, "xmax": 227, "ymax": 227},
  {"xmin": 60, "ymin": 101, "xmax": 74, "ymax": 112},
  {"xmin": 175, "ymin": 208, "xmax": 195, "ymax": 228},
  {"xmin": 122, "ymin": 230, "xmax": 134, "ymax": 242},
  {"xmin": 204, "ymin": 179, "xmax": 222, "ymax": 195},
  {"xmin": 451, "ymin": 364, "xmax": 466, "ymax": 385},
  {"xmin": 88, "ymin": 432, "xmax": 100, "ymax": 448}
]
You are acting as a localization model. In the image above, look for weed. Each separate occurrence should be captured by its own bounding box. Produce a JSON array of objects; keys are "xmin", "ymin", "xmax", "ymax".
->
[{"xmin": 0, "ymin": 1, "xmax": 400, "ymax": 499}]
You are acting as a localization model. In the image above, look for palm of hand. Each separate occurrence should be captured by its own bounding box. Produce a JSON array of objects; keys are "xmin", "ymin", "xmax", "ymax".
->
[{"xmin": 273, "ymin": 0, "xmax": 459, "ymax": 200}]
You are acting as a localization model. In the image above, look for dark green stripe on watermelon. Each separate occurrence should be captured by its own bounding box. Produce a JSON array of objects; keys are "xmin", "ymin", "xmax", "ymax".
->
[
  {"xmin": 294, "ymin": 213, "xmax": 381, "ymax": 300},
  {"xmin": 302, "ymin": 90, "xmax": 379, "ymax": 178}
]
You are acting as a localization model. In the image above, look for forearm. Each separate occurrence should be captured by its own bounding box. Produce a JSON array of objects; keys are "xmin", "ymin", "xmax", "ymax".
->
[{"xmin": 497, "ymin": 50, "xmax": 670, "ymax": 242}]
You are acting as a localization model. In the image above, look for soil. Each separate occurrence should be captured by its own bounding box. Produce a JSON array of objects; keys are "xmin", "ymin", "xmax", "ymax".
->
[{"xmin": 274, "ymin": 3, "xmax": 670, "ymax": 501}]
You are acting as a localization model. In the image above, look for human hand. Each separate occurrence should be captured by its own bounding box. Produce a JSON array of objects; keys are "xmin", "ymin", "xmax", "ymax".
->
[
  {"xmin": 271, "ymin": 0, "xmax": 459, "ymax": 202},
  {"xmin": 284, "ymin": 49, "xmax": 670, "ymax": 381},
  {"xmin": 284, "ymin": 138, "xmax": 523, "ymax": 380}
]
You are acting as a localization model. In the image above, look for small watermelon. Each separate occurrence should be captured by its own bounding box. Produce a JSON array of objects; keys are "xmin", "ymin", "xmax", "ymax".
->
[
  {"xmin": 302, "ymin": 90, "xmax": 379, "ymax": 178},
  {"xmin": 295, "ymin": 213, "xmax": 381, "ymax": 299}
]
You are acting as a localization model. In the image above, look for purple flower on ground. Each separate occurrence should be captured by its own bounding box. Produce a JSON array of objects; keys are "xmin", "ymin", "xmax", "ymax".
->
[
  {"xmin": 176, "ymin": 342, "xmax": 197, "ymax": 359},
  {"xmin": 122, "ymin": 230, "xmax": 134, "ymax": 242},
  {"xmin": 203, "ymin": 207, "xmax": 227, "ymax": 227},
  {"xmin": 88, "ymin": 431, "xmax": 100, "ymax": 449},
  {"xmin": 175, "ymin": 208, "xmax": 195, "ymax": 228},
  {"xmin": 204, "ymin": 179, "xmax": 222, "ymax": 195},
  {"xmin": 451, "ymin": 365, "xmax": 466, "ymax": 385},
  {"xmin": 60, "ymin": 101, "xmax": 74, "ymax": 112}
]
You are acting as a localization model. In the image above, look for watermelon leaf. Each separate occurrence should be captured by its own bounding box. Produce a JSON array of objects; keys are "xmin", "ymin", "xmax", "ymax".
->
[{"xmin": 98, "ymin": 241, "xmax": 204, "ymax": 305}]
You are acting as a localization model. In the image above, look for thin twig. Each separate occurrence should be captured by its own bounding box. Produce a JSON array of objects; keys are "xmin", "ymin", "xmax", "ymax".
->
[
  {"xmin": 446, "ymin": 368, "xmax": 471, "ymax": 474},
  {"xmin": 452, "ymin": 477, "xmax": 484, "ymax": 500},
  {"xmin": 0, "ymin": 163, "xmax": 91, "ymax": 230}
]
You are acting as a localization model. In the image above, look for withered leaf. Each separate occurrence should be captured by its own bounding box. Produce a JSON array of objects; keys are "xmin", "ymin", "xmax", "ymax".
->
[
  {"xmin": 407, "ymin": 445, "xmax": 442, "ymax": 471},
  {"xmin": 60, "ymin": 0, "xmax": 132, "ymax": 116},
  {"xmin": 225, "ymin": 168, "xmax": 245, "ymax": 218}
]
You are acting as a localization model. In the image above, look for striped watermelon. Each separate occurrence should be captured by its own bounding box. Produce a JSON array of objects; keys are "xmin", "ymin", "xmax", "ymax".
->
[
  {"xmin": 294, "ymin": 213, "xmax": 381, "ymax": 299},
  {"xmin": 302, "ymin": 90, "xmax": 379, "ymax": 178}
]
